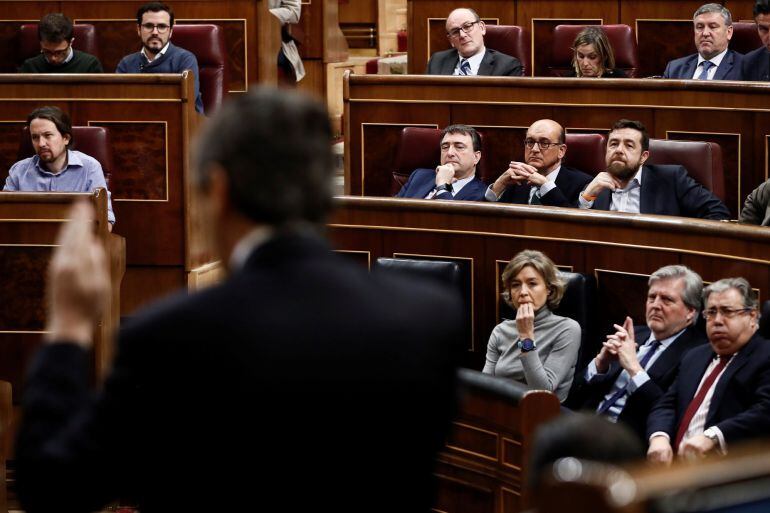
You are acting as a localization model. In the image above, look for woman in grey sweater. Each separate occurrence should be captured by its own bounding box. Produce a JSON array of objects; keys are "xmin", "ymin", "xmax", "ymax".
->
[{"xmin": 483, "ymin": 250, "xmax": 581, "ymax": 402}]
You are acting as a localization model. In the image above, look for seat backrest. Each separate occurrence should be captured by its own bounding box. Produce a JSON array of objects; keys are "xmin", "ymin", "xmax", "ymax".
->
[
  {"xmin": 391, "ymin": 127, "xmax": 487, "ymax": 195},
  {"xmin": 647, "ymin": 139, "xmax": 725, "ymax": 202},
  {"xmin": 18, "ymin": 125, "xmax": 114, "ymax": 186},
  {"xmin": 170, "ymin": 24, "xmax": 228, "ymax": 114},
  {"xmin": 550, "ymin": 24, "xmax": 639, "ymax": 77},
  {"xmin": 731, "ymin": 22, "xmax": 763, "ymax": 55},
  {"xmin": 372, "ymin": 257, "xmax": 461, "ymax": 290},
  {"xmin": 760, "ymin": 300, "xmax": 770, "ymax": 339},
  {"xmin": 484, "ymin": 24, "xmax": 531, "ymax": 76},
  {"xmin": 18, "ymin": 23, "xmax": 99, "ymax": 66},
  {"xmin": 553, "ymin": 272, "xmax": 599, "ymax": 376},
  {"xmin": 563, "ymin": 133, "xmax": 606, "ymax": 176}
]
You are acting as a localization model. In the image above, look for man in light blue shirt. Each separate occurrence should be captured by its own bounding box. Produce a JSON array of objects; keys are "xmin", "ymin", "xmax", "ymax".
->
[
  {"xmin": 4, "ymin": 106, "xmax": 115, "ymax": 227},
  {"xmin": 568, "ymin": 265, "xmax": 708, "ymax": 442}
]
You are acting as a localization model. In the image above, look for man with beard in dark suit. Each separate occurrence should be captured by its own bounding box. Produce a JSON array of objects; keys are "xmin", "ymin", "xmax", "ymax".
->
[
  {"xmin": 485, "ymin": 119, "xmax": 592, "ymax": 207},
  {"xmin": 568, "ymin": 265, "xmax": 708, "ymax": 442},
  {"xmin": 15, "ymin": 88, "xmax": 464, "ymax": 513}
]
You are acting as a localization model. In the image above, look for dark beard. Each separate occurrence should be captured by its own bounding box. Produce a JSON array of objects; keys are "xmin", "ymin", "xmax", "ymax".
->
[{"xmin": 607, "ymin": 160, "xmax": 638, "ymax": 181}]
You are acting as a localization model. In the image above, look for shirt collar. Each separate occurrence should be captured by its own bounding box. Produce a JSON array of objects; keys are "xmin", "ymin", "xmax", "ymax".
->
[
  {"xmin": 453, "ymin": 173, "xmax": 476, "ymax": 190},
  {"xmin": 544, "ymin": 164, "xmax": 561, "ymax": 182},
  {"xmin": 142, "ymin": 42, "xmax": 171, "ymax": 62},
  {"xmin": 644, "ymin": 326, "xmax": 687, "ymax": 349},
  {"xmin": 33, "ymin": 149, "xmax": 82, "ymax": 175},
  {"xmin": 698, "ymin": 48, "xmax": 728, "ymax": 67},
  {"xmin": 459, "ymin": 47, "xmax": 486, "ymax": 73},
  {"xmin": 614, "ymin": 165, "xmax": 643, "ymax": 193},
  {"xmin": 229, "ymin": 225, "xmax": 274, "ymax": 271}
]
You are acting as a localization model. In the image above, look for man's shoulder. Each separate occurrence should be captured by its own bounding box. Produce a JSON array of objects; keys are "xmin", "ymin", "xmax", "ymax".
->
[
  {"xmin": 19, "ymin": 53, "xmax": 46, "ymax": 71},
  {"xmin": 116, "ymin": 52, "xmax": 142, "ymax": 71},
  {"xmin": 744, "ymin": 46, "xmax": 769, "ymax": 62},
  {"xmin": 68, "ymin": 150, "xmax": 101, "ymax": 168},
  {"xmin": 73, "ymin": 50, "xmax": 100, "ymax": 63},
  {"xmin": 8, "ymin": 156, "xmax": 36, "ymax": 173},
  {"xmin": 430, "ymin": 48, "xmax": 458, "ymax": 61},
  {"xmin": 665, "ymin": 53, "xmax": 697, "ymax": 73},
  {"xmin": 167, "ymin": 43, "xmax": 200, "ymax": 64},
  {"xmin": 643, "ymin": 163, "xmax": 686, "ymax": 179},
  {"xmin": 409, "ymin": 168, "xmax": 435, "ymax": 179},
  {"xmin": 486, "ymin": 48, "xmax": 518, "ymax": 63}
]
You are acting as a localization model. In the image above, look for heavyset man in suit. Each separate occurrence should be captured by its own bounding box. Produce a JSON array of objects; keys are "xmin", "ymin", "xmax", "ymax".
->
[
  {"xmin": 742, "ymin": 0, "xmax": 770, "ymax": 81},
  {"xmin": 578, "ymin": 119, "xmax": 730, "ymax": 220},
  {"xmin": 663, "ymin": 3, "xmax": 743, "ymax": 80},
  {"xmin": 396, "ymin": 124, "xmax": 488, "ymax": 201},
  {"xmin": 485, "ymin": 119, "xmax": 592, "ymax": 207},
  {"xmin": 647, "ymin": 278, "xmax": 770, "ymax": 463},
  {"xmin": 568, "ymin": 265, "xmax": 707, "ymax": 442},
  {"xmin": 426, "ymin": 8, "xmax": 523, "ymax": 76},
  {"xmin": 15, "ymin": 88, "xmax": 464, "ymax": 512}
]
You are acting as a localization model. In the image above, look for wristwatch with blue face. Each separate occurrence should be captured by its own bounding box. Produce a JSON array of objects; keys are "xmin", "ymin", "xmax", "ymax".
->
[{"xmin": 518, "ymin": 338, "xmax": 536, "ymax": 352}]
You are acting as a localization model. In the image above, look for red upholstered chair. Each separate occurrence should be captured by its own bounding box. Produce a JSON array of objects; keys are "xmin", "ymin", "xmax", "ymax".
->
[
  {"xmin": 18, "ymin": 23, "xmax": 99, "ymax": 66},
  {"xmin": 562, "ymin": 133, "xmax": 607, "ymax": 176},
  {"xmin": 484, "ymin": 25, "xmax": 531, "ymax": 76},
  {"xmin": 365, "ymin": 58, "xmax": 379, "ymax": 74},
  {"xmin": 731, "ymin": 22, "xmax": 763, "ymax": 55},
  {"xmin": 549, "ymin": 24, "xmax": 639, "ymax": 77},
  {"xmin": 647, "ymin": 139, "xmax": 725, "ymax": 203},
  {"xmin": 391, "ymin": 127, "xmax": 487, "ymax": 195},
  {"xmin": 18, "ymin": 125, "xmax": 114, "ymax": 186},
  {"xmin": 170, "ymin": 24, "xmax": 228, "ymax": 114}
]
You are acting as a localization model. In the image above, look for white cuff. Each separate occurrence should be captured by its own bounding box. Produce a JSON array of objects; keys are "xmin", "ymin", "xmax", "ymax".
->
[
  {"xmin": 627, "ymin": 370, "xmax": 650, "ymax": 394},
  {"xmin": 586, "ymin": 359, "xmax": 600, "ymax": 380},
  {"xmin": 703, "ymin": 426, "xmax": 727, "ymax": 454},
  {"xmin": 578, "ymin": 192, "xmax": 594, "ymax": 209},
  {"xmin": 485, "ymin": 185, "xmax": 500, "ymax": 202},
  {"xmin": 649, "ymin": 431, "xmax": 670, "ymax": 443},
  {"xmin": 539, "ymin": 181, "xmax": 557, "ymax": 196}
]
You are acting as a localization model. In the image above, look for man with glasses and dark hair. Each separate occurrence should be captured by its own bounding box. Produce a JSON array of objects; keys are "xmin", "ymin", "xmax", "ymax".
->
[
  {"xmin": 19, "ymin": 13, "xmax": 103, "ymax": 73},
  {"xmin": 396, "ymin": 124, "xmax": 488, "ymax": 201},
  {"xmin": 578, "ymin": 119, "xmax": 730, "ymax": 219},
  {"xmin": 742, "ymin": 0, "xmax": 770, "ymax": 81},
  {"xmin": 647, "ymin": 277, "xmax": 770, "ymax": 464},
  {"xmin": 426, "ymin": 8, "xmax": 523, "ymax": 76},
  {"xmin": 485, "ymin": 119, "xmax": 592, "ymax": 207},
  {"xmin": 116, "ymin": 2, "xmax": 204, "ymax": 113}
]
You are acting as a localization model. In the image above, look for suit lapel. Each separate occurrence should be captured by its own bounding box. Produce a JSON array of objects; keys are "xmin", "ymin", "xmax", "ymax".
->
[
  {"xmin": 647, "ymin": 327, "xmax": 694, "ymax": 381},
  {"xmin": 639, "ymin": 166, "xmax": 656, "ymax": 214},
  {"xmin": 442, "ymin": 51, "xmax": 460, "ymax": 75},
  {"xmin": 713, "ymin": 51, "xmax": 733, "ymax": 80},
  {"xmin": 594, "ymin": 189, "xmax": 612, "ymax": 210},
  {"xmin": 706, "ymin": 336, "xmax": 758, "ymax": 424},
  {"xmin": 455, "ymin": 177, "xmax": 479, "ymax": 200},
  {"xmin": 684, "ymin": 55, "xmax": 698, "ymax": 79},
  {"xmin": 681, "ymin": 347, "xmax": 714, "ymax": 407},
  {"xmin": 477, "ymin": 49, "xmax": 494, "ymax": 76},
  {"xmin": 415, "ymin": 176, "xmax": 437, "ymax": 199}
]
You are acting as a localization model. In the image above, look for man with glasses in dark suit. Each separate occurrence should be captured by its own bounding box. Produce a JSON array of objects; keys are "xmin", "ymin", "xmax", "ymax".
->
[{"xmin": 426, "ymin": 7, "xmax": 523, "ymax": 76}]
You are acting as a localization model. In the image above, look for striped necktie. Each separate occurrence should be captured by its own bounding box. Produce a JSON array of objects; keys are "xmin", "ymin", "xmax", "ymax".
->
[
  {"xmin": 697, "ymin": 60, "xmax": 714, "ymax": 80},
  {"xmin": 597, "ymin": 339, "xmax": 661, "ymax": 415},
  {"xmin": 458, "ymin": 59, "xmax": 471, "ymax": 76}
]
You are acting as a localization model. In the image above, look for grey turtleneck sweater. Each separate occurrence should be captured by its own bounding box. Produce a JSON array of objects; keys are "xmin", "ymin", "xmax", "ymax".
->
[{"xmin": 482, "ymin": 307, "xmax": 581, "ymax": 402}]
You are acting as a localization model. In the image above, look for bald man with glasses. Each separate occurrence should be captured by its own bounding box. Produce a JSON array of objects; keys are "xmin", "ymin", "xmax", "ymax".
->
[{"xmin": 426, "ymin": 8, "xmax": 523, "ymax": 76}]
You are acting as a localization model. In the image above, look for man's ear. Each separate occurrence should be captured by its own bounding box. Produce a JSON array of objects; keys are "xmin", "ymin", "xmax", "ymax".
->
[{"xmin": 639, "ymin": 150, "xmax": 650, "ymax": 166}]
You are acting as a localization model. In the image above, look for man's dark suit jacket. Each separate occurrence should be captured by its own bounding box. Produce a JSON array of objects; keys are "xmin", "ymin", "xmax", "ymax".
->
[
  {"xmin": 569, "ymin": 324, "xmax": 706, "ymax": 442},
  {"xmin": 15, "ymin": 233, "xmax": 464, "ymax": 513},
  {"xmin": 591, "ymin": 164, "xmax": 731, "ymax": 220},
  {"xmin": 742, "ymin": 46, "xmax": 770, "ymax": 81},
  {"xmin": 426, "ymin": 47, "xmax": 523, "ymax": 76},
  {"xmin": 396, "ymin": 168, "xmax": 488, "ymax": 201},
  {"xmin": 495, "ymin": 165, "xmax": 593, "ymax": 207},
  {"xmin": 647, "ymin": 333, "xmax": 770, "ymax": 446},
  {"xmin": 663, "ymin": 49, "xmax": 744, "ymax": 80}
]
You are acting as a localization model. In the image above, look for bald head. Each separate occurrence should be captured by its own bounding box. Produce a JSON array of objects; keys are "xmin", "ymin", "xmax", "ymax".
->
[
  {"xmin": 446, "ymin": 8, "xmax": 486, "ymax": 58},
  {"xmin": 524, "ymin": 119, "xmax": 567, "ymax": 174}
]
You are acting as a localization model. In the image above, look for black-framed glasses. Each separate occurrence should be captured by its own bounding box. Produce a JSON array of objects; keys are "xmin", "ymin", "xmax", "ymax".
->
[
  {"xmin": 447, "ymin": 20, "xmax": 480, "ymax": 39},
  {"xmin": 141, "ymin": 23, "xmax": 171, "ymax": 33},
  {"xmin": 524, "ymin": 138, "xmax": 560, "ymax": 150},
  {"xmin": 41, "ymin": 45, "xmax": 71, "ymax": 59},
  {"xmin": 702, "ymin": 307, "xmax": 753, "ymax": 320}
]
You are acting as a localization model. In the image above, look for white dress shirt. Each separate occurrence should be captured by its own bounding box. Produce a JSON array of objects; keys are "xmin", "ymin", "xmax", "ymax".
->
[
  {"xmin": 485, "ymin": 166, "xmax": 561, "ymax": 203},
  {"xmin": 453, "ymin": 47, "xmax": 486, "ymax": 76},
  {"xmin": 425, "ymin": 173, "xmax": 476, "ymax": 199},
  {"xmin": 578, "ymin": 166, "xmax": 643, "ymax": 213},
  {"xmin": 691, "ymin": 48, "xmax": 729, "ymax": 80}
]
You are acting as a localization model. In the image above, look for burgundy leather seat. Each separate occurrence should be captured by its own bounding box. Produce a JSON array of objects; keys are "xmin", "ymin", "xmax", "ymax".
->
[
  {"xmin": 391, "ymin": 127, "xmax": 487, "ymax": 195},
  {"xmin": 18, "ymin": 125, "xmax": 114, "ymax": 186},
  {"xmin": 18, "ymin": 23, "xmax": 99, "ymax": 66},
  {"xmin": 550, "ymin": 24, "xmax": 639, "ymax": 77},
  {"xmin": 484, "ymin": 24, "xmax": 531, "ymax": 76},
  {"xmin": 647, "ymin": 138, "xmax": 725, "ymax": 202},
  {"xmin": 731, "ymin": 22, "xmax": 763, "ymax": 55},
  {"xmin": 170, "ymin": 24, "xmax": 228, "ymax": 114},
  {"xmin": 562, "ymin": 133, "xmax": 607, "ymax": 176}
]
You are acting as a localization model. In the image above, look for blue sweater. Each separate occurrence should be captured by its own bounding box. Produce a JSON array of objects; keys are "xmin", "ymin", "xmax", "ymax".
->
[{"xmin": 116, "ymin": 43, "xmax": 204, "ymax": 114}]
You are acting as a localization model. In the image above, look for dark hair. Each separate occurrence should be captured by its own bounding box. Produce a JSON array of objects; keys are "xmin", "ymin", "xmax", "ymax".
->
[
  {"xmin": 38, "ymin": 13, "xmax": 74, "ymax": 43},
  {"xmin": 756, "ymin": 0, "xmax": 770, "ymax": 16},
  {"xmin": 136, "ymin": 2, "xmax": 175, "ymax": 27},
  {"xmin": 571, "ymin": 26, "xmax": 616, "ymax": 77},
  {"xmin": 529, "ymin": 413, "xmax": 644, "ymax": 490},
  {"xmin": 193, "ymin": 87, "xmax": 334, "ymax": 227},
  {"xmin": 27, "ymin": 106, "xmax": 73, "ymax": 147},
  {"xmin": 441, "ymin": 124, "xmax": 481, "ymax": 152},
  {"xmin": 610, "ymin": 119, "xmax": 649, "ymax": 151}
]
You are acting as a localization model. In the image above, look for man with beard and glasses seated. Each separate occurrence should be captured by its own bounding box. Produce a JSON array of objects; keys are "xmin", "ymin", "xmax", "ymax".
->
[{"xmin": 577, "ymin": 119, "xmax": 729, "ymax": 220}]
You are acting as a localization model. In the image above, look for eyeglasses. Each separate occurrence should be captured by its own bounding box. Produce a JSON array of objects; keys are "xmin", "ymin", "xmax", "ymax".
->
[
  {"xmin": 41, "ymin": 46, "xmax": 70, "ymax": 59},
  {"xmin": 702, "ymin": 307, "xmax": 754, "ymax": 320},
  {"xmin": 141, "ymin": 23, "xmax": 171, "ymax": 33},
  {"xmin": 524, "ymin": 139, "xmax": 561, "ymax": 150},
  {"xmin": 447, "ymin": 21, "xmax": 480, "ymax": 39}
]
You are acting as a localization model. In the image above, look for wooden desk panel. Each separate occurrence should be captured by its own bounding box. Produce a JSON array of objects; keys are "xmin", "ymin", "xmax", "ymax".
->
[
  {"xmin": 344, "ymin": 74, "xmax": 770, "ymax": 218},
  {"xmin": 329, "ymin": 197, "xmax": 770, "ymax": 369}
]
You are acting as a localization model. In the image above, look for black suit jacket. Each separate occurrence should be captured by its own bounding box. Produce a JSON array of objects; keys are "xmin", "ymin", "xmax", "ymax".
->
[
  {"xmin": 569, "ymin": 325, "xmax": 706, "ymax": 442},
  {"xmin": 16, "ymin": 233, "xmax": 464, "ymax": 513},
  {"xmin": 742, "ymin": 46, "xmax": 770, "ymax": 81},
  {"xmin": 592, "ymin": 164, "xmax": 730, "ymax": 220},
  {"xmin": 396, "ymin": 168, "xmax": 488, "ymax": 201},
  {"xmin": 496, "ymin": 165, "xmax": 593, "ymax": 207},
  {"xmin": 663, "ymin": 50, "xmax": 744, "ymax": 80},
  {"xmin": 647, "ymin": 333, "xmax": 770, "ymax": 445},
  {"xmin": 426, "ymin": 47, "xmax": 523, "ymax": 76}
]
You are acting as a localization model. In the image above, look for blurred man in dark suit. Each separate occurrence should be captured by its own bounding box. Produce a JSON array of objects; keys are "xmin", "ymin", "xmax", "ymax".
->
[
  {"xmin": 15, "ymin": 88, "xmax": 463, "ymax": 513},
  {"xmin": 742, "ymin": 0, "xmax": 770, "ymax": 81},
  {"xmin": 426, "ymin": 7, "xmax": 523, "ymax": 76},
  {"xmin": 663, "ymin": 3, "xmax": 743, "ymax": 80}
]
